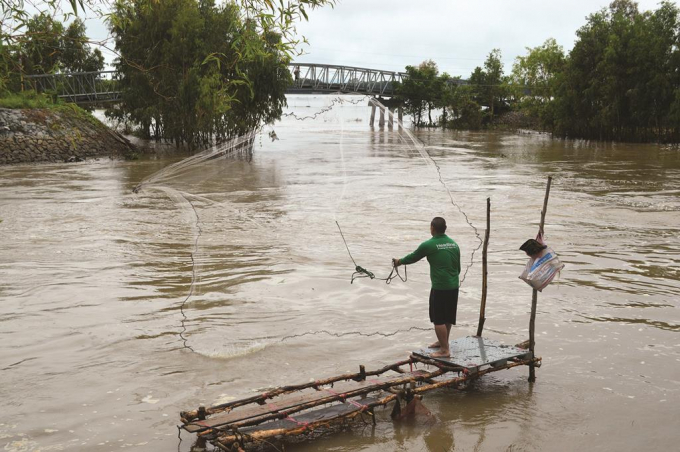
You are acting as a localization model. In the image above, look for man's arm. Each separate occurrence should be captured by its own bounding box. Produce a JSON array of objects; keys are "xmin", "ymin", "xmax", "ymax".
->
[{"xmin": 394, "ymin": 242, "xmax": 429, "ymax": 267}]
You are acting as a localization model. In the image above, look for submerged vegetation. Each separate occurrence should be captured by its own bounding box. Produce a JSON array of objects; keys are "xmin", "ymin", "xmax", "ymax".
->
[{"xmin": 396, "ymin": 0, "xmax": 680, "ymax": 143}]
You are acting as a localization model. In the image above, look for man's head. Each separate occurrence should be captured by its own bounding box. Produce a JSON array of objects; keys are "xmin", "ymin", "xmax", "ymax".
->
[{"xmin": 430, "ymin": 217, "xmax": 447, "ymax": 235}]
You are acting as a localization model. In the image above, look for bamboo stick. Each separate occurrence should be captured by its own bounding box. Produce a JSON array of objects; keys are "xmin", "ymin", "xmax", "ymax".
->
[
  {"xmin": 476, "ymin": 197, "xmax": 491, "ymax": 337},
  {"xmin": 181, "ymin": 359, "xmax": 413, "ymax": 422},
  {"xmin": 529, "ymin": 176, "xmax": 552, "ymax": 382}
]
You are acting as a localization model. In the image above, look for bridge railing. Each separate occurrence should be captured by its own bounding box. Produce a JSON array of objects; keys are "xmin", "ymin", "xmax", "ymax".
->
[
  {"xmin": 24, "ymin": 70, "xmax": 121, "ymax": 103},
  {"xmin": 288, "ymin": 63, "xmax": 405, "ymax": 96},
  {"xmin": 22, "ymin": 63, "xmax": 419, "ymax": 104}
]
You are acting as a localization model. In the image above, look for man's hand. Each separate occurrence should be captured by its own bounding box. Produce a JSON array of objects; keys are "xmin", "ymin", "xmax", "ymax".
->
[{"xmin": 392, "ymin": 258, "xmax": 401, "ymax": 267}]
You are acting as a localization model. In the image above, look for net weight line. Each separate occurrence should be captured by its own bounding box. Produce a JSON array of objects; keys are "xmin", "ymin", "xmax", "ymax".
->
[
  {"xmin": 279, "ymin": 325, "xmax": 432, "ymax": 342},
  {"xmin": 282, "ymin": 95, "xmax": 369, "ymax": 121}
]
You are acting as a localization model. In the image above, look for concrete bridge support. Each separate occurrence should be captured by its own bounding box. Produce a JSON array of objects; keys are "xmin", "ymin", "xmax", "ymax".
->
[{"xmin": 369, "ymin": 98, "xmax": 401, "ymax": 129}]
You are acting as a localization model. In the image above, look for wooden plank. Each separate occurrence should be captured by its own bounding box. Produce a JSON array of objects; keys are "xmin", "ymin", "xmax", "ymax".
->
[{"xmin": 185, "ymin": 370, "xmax": 429, "ymax": 433}]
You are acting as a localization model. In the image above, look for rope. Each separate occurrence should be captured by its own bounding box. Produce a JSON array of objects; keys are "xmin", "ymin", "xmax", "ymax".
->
[
  {"xmin": 336, "ymin": 221, "xmax": 407, "ymax": 284},
  {"xmin": 427, "ymin": 153, "xmax": 483, "ymax": 284},
  {"xmin": 178, "ymin": 193, "xmax": 199, "ymax": 353}
]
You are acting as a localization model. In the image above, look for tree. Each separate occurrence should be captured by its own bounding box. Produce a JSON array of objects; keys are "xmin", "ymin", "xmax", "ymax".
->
[
  {"xmin": 21, "ymin": 13, "xmax": 65, "ymax": 75},
  {"xmin": 512, "ymin": 38, "xmax": 566, "ymax": 128},
  {"xmin": 108, "ymin": 0, "xmax": 293, "ymax": 145},
  {"xmin": 468, "ymin": 49, "xmax": 511, "ymax": 122},
  {"xmin": 554, "ymin": 0, "xmax": 680, "ymax": 141},
  {"xmin": 395, "ymin": 60, "xmax": 446, "ymax": 127},
  {"xmin": 445, "ymin": 84, "xmax": 483, "ymax": 130},
  {"xmin": 62, "ymin": 19, "xmax": 105, "ymax": 72}
]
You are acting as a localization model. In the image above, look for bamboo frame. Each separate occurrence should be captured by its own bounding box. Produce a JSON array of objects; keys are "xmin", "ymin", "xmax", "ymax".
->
[
  {"xmin": 181, "ymin": 359, "xmax": 413, "ymax": 422},
  {"xmin": 193, "ymin": 368, "xmax": 446, "ymax": 434},
  {"xmin": 203, "ymin": 356, "xmax": 541, "ymax": 450}
]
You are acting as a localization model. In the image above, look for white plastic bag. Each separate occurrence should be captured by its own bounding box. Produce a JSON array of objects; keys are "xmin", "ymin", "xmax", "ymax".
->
[{"xmin": 519, "ymin": 233, "xmax": 564, "ymax": 292}]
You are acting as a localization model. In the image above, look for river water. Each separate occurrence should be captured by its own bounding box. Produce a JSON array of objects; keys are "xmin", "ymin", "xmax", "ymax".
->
[{"xmin": 1, "ymin": 96, "xmax": 679, "ymax": 451}]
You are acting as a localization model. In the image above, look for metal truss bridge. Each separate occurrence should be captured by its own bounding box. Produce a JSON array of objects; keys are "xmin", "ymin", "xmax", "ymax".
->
[{"xmin": 24, "ymin": 63, "xmax": 459, "ymax": 105}]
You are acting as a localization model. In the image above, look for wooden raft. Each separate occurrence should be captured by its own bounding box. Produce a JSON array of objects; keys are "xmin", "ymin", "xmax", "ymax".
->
[{"xmin": 180, "ymin": 338, "xmax": 541, "ymax": 451}]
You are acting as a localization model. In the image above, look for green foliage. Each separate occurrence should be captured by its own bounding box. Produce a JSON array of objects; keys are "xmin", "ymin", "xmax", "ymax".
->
[
  {"xmin": 468, "ymin": 49, "xmax": 512, "ymax": 122},
  {"xmin": 107, "ymin": 0, "xmax": 294, "ymax": 146},
  {"xmin": 62, "ymin": 19, "xmax": 106, "ymax": 72},
  {"xmin": 21, "ymin": 13, "xmax": 66, "ymax": 75},
  {"xmin": 0, "ymin": 90, "xmax": 59, "ymax": 108},
  {"xmin": 397, "ymin": 51, "xmax": 510, "ymax": 129},
  {"xmin": 0, "ymin": 9, "xmax": 105, "ymax": 97},
  {"xmin": 54, "ymin": 102, "xmax": 106, "ymax": 129},
  {"xmin": 397, "ymin": 1, "xmax": 678, "ymax": 142},
  {"xmin": 1, "ymin": 0, "xmax": 100, "ymax": 86},
  {"xmin": 552, "ymin": 0, "xmax": 680, "ymax": 141},
  {"xmin": 395, "ymin": 60, "xmax": 443, "ymax": 127},
  {"xmin": 445, "ymin": 85, "xmax": 483, "ymax": 130},
  {"xmin": 511, "ymin": 38, "xmax": 565, "ymax": 128}
]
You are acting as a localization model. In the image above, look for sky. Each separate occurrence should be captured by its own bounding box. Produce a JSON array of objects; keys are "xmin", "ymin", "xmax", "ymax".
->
[
  {"xmin": 292, "ymin": 0, "xmax": 666, "ymax": 77},
  {"xmin": 68, "ymin": 0, "xmax": 668, "ymax": 76}
]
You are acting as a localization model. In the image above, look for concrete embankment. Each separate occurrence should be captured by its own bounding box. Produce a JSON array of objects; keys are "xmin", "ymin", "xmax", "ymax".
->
[{"xmin": 0, "ymin": 107, "xmax": 136, "ymax": 164}]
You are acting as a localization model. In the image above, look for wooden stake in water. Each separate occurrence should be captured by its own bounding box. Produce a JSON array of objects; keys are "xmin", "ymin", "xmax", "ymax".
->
[
  {"xmin": 529, "ymin": 176, "xmax": 552, "ymax": 382},
  {"xmin": 476, "ymin": 197, "xmax": 491, "ymax": 337}
]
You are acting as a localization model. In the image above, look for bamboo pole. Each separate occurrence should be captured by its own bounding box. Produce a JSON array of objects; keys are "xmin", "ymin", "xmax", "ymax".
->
[
  {"xmin": 476, "ymin": 197, "xmax": 491, "ymax": 337},
  {"xmin": 529, "ymin": 176, "xmax": 552, "ymax": 382}
]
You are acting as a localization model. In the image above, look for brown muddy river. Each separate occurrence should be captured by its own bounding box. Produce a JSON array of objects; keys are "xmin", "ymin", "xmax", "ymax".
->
[{"xmin": 1, "ymin": 96, "xmax": 679, "ymax": 451}]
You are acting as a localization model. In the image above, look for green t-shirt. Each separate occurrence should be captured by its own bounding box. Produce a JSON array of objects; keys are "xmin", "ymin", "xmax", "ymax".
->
[{"xmin": 400, "ymin": 234, "xmax": 461, "ymax": 290}]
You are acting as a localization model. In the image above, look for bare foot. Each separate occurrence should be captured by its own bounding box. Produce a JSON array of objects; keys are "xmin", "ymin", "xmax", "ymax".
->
[
  {"xmin": 428, "ymin": 341, "xmax": 441, "ymax": 348},
  {"xmin": 430, "ymin": 350, "xmax": 450, "ymax": 358}
]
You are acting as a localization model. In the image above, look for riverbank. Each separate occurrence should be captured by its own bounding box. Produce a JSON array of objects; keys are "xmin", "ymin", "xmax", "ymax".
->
[{"xmin": 0, "ymin": 106, "xmax": 137, "ymax": 165}]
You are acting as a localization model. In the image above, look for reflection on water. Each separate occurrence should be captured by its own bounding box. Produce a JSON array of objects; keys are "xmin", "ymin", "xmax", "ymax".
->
[{"xmin": 1, "ymin": 96, "xmax": 679, "ymax": 451}]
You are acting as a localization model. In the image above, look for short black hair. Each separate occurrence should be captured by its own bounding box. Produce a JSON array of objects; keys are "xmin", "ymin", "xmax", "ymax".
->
[{"xmin": 431, "ymin": 217, "xmax": 447, "ymax": 234}]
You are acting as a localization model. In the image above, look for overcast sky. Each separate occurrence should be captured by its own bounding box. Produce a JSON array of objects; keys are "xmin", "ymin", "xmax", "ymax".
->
[
  {"xmin": 293, "ymin": 0, "xmax": 665, "ymax": 76},
  {"xmin": 76, "ymin": 0, "xmax": 667, "ymax": 76}
]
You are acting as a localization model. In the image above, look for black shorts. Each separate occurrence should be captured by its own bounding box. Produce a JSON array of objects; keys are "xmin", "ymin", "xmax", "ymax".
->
[{"xmin": 429, "ymin": 288, "xmax": 459, "ymax": 325}]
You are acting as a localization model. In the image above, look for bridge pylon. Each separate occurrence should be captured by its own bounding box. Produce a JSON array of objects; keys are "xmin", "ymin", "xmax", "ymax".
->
[{"xmin": 368, "ymin": 97, "xmax": 403, "ymax": 129}]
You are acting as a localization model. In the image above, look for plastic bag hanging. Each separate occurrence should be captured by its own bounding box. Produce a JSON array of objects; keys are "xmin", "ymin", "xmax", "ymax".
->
[{"xmin": 519, "ymin": 232, "xmax": 564, "ymax": 292}]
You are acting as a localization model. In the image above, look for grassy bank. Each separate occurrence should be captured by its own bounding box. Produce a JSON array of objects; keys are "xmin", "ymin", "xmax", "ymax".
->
[{"xmin": 0, "ymin": 90, "xmax": 63, "ymax": 109}]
